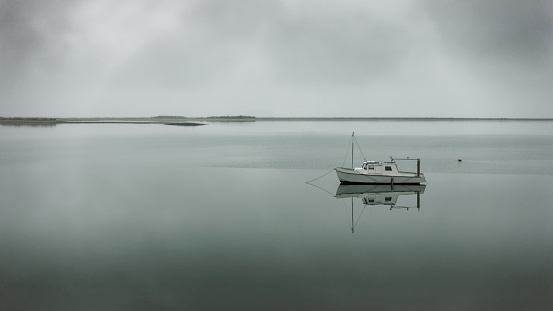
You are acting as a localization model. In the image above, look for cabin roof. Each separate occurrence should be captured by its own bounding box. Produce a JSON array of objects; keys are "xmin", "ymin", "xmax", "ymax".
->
[{"xmin": 363, "ymin": 160, "xmax": 396, "ymax": 165}]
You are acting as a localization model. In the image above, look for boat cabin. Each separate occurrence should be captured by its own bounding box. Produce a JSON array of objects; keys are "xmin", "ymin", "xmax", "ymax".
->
[{"xmin": 357, "ymin": 161, "xmax": 399, "ymax": 175}]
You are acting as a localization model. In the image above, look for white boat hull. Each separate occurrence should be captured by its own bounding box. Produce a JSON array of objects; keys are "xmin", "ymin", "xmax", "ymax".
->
[{"xmin": 335, "ymin": 167, "xmax": 426, "ymax": 184}]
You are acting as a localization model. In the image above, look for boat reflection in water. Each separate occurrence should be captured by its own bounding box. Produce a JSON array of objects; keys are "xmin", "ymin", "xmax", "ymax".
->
[
  {"xmin": 335, "ymin": 184, "xmax": 426, "ymax": 232},
  {"xmin": 336, "ymin": 184, "xmax": 426, "ymax": 210}
]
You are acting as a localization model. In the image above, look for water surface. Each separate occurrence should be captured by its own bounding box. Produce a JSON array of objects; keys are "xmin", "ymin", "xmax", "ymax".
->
[{"xmin": 1, "ymin": 121, "xmax": 552, "ymax": 310}]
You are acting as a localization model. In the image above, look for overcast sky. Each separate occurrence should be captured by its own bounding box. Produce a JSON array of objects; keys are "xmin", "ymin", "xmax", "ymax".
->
[{"xmin": 1, "ymin": 0, "xmax": 552, "ymax": 117}]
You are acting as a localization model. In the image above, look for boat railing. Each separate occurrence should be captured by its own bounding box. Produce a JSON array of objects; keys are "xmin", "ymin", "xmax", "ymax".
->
[{"xmin": 390, "ymin": 157, "xmax": 421, "ymax": 177}]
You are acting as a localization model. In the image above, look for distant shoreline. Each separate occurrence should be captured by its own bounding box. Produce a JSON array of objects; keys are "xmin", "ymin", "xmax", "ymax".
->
[
  {"xmin": 0, "ymin": 117, "xmax": 206, "ymax": 126},
  {"xmin": 254, "ymin": 117, "xmax": 553, "ymax": 122},
  {"xmin": 1, "ymin": 116, "xmax": 553, "ymax": 126}
]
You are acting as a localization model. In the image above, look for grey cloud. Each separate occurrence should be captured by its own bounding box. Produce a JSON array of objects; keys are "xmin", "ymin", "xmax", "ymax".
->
[
  {"xmin": 110, "ymin": 40, "xmax": 216, "ymax": 90},
  {"xmin": 0, "ymin": 0, "xmax": 80, "ymax": 113},
  {"xmin": 190, "ymin": 0, "xmax": 282, "ymax": 42},
  {"xmin": 0, "ymin": 1, "xmax": 45, "ymax": 72},
  {"xmin": 119, "ymin": 0, "xmax": 410, "ymax": 87},
  {"xmin": 422, "ymin": 0, "xmax": 553, "ymax": 117},
  {"xmin": 100, "ymin": 0, "xmax": 277, "ymax": 93},
  {"xmin": 423, "ymin": 0, "xmax": 553, "ymax": 65},
  {"xmin": 110, "ymin": 0, "xmax": 409, "ymax": 91},
  {"xmin": 0, "ymin": 0, "xmax": 552, "ymax": 117},
  {"xmin": 188, "ymin": 0, "xmax": 410, "ymax": 86},
  {"xmin": 0, "ymin": 0, "xmax": 77, "ymax": 73},
  {"xmin": 269, "ymin": 13, "xmax": 408, "ymax": 86}
]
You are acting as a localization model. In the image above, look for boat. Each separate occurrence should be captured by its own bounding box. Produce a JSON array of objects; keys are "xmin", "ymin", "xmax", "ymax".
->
[{"xmin": 335, "ymin": 133, "xmax": 426, "ymax": 184}]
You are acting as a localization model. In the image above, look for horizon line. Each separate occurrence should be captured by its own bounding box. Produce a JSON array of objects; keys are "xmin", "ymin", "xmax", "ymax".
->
[{"xmin": 2, "ymin": 116, "xmax": 553, "ymax": 121}]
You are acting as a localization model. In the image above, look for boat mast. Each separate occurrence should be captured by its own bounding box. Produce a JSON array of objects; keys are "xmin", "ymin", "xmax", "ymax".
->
[{"xmin": 351, "ymin": 132, "xmax": 354, "ymax": 169}]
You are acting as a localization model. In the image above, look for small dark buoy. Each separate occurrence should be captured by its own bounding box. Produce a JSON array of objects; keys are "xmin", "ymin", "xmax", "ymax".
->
[{"xmin": 458, "ymin": 158, "xmax": 462, "ymax": 162}]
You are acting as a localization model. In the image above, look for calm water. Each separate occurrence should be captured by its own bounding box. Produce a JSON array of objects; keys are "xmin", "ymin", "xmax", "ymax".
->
[{"xmin": 1, "ymin": 121, "xmax": 553, "ymax": 310}]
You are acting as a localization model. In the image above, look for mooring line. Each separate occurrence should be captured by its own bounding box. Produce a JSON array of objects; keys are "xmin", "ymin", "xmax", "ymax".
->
[
  {"xmin": 305, "ymin": 169, "xmax": 335, "ymax": 184},
  {"xmin": 306, "ymin": 181, "xmax": 335, "ymax": 197},
  {"xmin": 305, "ymin": 169, "xmax": 336, "ymax": 197}
]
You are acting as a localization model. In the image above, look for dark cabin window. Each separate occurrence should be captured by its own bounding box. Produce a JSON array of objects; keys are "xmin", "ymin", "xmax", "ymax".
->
[
  {"xmin": 385, "ymin": 166, "xmax": 392, "ymax": 171},
  {"xmin": 385, "ymin": 197, "xmax": 392, "ymax": 202},
  {"xmin": 368, "ymin": 165, "xmax": 374, "ymax": 169}
]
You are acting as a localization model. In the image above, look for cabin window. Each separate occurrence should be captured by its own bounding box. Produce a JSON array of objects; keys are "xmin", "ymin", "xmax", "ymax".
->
[
  {"xmin": 368, "ymin": 165, "xmax": 374, "ymax": 170},
  {"xmin": 385, "ymin": 166, "xmax": 392, "ymax": 171},
  {"xmin": 385, "ymin": 197, "xmax": 392, "ymax": 202},
  {"xmin": 368, "ymin": 198, "xmax": 374, "ymax": 203}
]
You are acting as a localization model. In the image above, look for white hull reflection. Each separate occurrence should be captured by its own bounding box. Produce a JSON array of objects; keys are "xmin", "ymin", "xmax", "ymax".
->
[
  {"xmin": 336, "ymin": 184, "xmax": 426, "ymax": 208},
  {"xmin": 336, "ymin": 184, "xmax": 426, "ymax": 198}
]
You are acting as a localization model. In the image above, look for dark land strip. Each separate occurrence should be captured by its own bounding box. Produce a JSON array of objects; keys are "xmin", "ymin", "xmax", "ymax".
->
[{"xmin": 2, "ymin": 116, "xmax": 553, "ymax": 127}]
